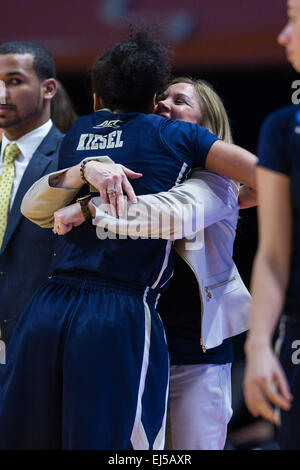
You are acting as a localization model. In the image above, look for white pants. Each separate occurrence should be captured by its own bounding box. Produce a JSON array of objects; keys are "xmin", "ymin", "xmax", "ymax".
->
[{"xmin": 166, "ymin": 363, "xmax": 232, "ymax": 450}]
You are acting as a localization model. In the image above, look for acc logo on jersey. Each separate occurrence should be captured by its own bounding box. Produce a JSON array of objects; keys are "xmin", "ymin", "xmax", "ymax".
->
[{"xmin": 93, "ymin": 120, "xmax": 123, "ymax": 129}]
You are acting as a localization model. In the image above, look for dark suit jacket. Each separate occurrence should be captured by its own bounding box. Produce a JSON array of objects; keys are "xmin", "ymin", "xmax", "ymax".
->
[{"xmin": 0, "ymin": 125, "xmax": 64, "ymax": 344}]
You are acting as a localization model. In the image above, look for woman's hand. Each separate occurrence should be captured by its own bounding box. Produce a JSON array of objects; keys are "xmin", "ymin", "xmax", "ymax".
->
[
  {"xmin": 84, "ymin": 161, "xmax": 142, "ymax": 216},
  {"xmin": 53, "ymin": 203, "xmax": 85, "ymax": 235},
  {"xmin": 243, "ymin": 342, "xmax": 293, "ymax": 423},
  {"xmin": 238, "ymin": 186, "xmax": 257, "ymax": 209}
]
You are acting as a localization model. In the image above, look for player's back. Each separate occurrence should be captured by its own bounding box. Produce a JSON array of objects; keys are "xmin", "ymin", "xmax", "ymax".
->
[{"xmin": 50, "ymin": 109, "xmax": 217, "ymax": 289}]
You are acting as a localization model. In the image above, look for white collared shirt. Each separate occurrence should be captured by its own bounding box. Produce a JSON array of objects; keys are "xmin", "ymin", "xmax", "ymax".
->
[{"xmin": 0, "ymin": 119, "xmax": 53, "ymax": 209}]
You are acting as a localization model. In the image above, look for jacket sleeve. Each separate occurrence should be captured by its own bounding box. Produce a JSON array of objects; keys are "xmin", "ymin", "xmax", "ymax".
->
[
  {"xmin": 92, "ymin": 170, "xmax": 238, "ymax": 240},
  {"xmin": 21, "ymin": 156, "xmax": 114, "ymax": 228},
  {"xmin": 21, "ymin": 169, "xmax": 79, "ymax": 228}
]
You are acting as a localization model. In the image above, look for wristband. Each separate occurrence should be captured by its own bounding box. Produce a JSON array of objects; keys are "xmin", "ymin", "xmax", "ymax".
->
[
  {"xmin": 80, "ymin": 158, "xmax": 105, "ymax": 184},
  {"xmin": 76, "ymin": 194, "xmax": 92, "ymax": 220}
]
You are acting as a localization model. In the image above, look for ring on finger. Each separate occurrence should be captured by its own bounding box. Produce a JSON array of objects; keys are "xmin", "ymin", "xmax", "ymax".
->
[{"xmin": 107, "ymin": 188, "xmax": 116, "ymax": 195}]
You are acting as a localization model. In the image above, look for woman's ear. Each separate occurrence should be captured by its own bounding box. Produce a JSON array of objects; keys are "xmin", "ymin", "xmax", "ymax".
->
[{"xmin": 93, "ymin": 93, "xmax": 104, "ymax": 111}]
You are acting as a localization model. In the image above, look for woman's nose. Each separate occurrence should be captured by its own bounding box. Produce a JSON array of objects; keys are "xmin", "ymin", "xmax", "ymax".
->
[{"xmin": 157, "ymin": 99, "xmax": 170, "ymax": 112}]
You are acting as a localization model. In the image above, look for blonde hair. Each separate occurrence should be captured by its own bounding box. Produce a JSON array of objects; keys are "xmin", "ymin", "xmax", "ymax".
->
[{"xmin": 168, "ymin": 77, "xmax": 233, "ymax": 144}]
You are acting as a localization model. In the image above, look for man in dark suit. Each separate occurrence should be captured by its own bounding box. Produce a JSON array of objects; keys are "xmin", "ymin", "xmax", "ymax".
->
[{"xmin": 0, "ymin": 41, "xmax": 63, "ymax": 348}]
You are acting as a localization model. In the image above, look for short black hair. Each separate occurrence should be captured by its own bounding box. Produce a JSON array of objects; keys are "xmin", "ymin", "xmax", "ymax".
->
[
  {"xmin": 91, "ymin": 31, "xmax": 171, "ymax": 113},
  {"xmin": 0, "ymin": 41, "xmax": 56, "ymax": 80}
]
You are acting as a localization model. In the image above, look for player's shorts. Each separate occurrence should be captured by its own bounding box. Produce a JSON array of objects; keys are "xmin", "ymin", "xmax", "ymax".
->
[
  {"xmin": 277, "ymin": 315, "xmax": 300, "ymax": 450},
  {"xmin": 0, "ymin": 272, "xmax": 169, "ymax": 450}
]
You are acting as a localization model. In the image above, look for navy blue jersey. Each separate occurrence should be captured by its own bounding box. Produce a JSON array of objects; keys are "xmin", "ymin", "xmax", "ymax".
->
[
  {"xmin": 50, "ymin": 110, "xmax": 218, "ymax": 289},
  {"xmin": 258, "ymin": 104, "xmax": 300, "ymax": 317}
]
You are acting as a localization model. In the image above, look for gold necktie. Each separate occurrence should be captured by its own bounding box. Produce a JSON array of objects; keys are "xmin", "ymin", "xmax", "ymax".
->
[{"xmin": 0, "ymin": 143, "xmax": 21, "ymax": 248}]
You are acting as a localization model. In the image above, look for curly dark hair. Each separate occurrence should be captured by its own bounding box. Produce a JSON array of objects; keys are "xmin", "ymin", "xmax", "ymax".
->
[
  {"xmin": 0, "ymin": 41, "xmax": 56, "ymax": 80},
  {"xmin": 91, "ymin": 31, "xmax": 171, "ymax": 113}
]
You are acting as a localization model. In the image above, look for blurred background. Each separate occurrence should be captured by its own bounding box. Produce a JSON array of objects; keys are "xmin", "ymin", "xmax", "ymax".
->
[{"xmin": 2, "ymin": 0, "xmax": 296, "ymax": 449}]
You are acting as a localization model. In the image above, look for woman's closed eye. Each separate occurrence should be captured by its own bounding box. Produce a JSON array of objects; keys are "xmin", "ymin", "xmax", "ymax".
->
[{"xmin": 174, "ymin": 94, "xmax": 192, "ymax": 106}]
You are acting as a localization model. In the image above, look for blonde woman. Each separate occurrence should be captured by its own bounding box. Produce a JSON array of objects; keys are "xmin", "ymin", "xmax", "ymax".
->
[{"xmin": 149, "ymin": 78, "xmax": 250, "ymax": 450}]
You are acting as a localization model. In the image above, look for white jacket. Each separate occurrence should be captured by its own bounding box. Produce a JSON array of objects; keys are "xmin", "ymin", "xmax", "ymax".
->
[{"xmin": 92, "ymin": 169, "xmax": 250, "ymax": 350}]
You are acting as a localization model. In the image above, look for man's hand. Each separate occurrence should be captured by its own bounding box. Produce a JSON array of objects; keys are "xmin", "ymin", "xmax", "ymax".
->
[
  {"xmin": 84, "ymin": 161, "xmax": 142, "ymax": 216},
  {"xmin": 243, "ymin": 343, "xmax": 293, "ymax": 424},
  {"xmin": 53, "ymin": 203, "xmax": 86, "ymax": 235}
]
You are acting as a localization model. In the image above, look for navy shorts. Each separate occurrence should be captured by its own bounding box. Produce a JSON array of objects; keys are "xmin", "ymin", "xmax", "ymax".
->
[
  {"xmin": 0, "ymin": 273, "xmax": 169, "ymax": 450},
  {"xmin": 278, "ymin": 315, "xmax": 300, "ymax": 450}
]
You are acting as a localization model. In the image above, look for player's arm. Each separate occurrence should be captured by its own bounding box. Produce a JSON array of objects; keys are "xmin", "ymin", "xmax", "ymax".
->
[
  {"xmin": 21, "ymin": 169, "xmax": 80, "ymax": 228},
  {"xmin": 205, "ymin": 140, "xmax": 257, "ymax": 189},
  {"xmin": 160, "ymin": 120, "xmax": 257, "ymax": 190},
  {"xmin": 243, "ymin": 167, "xmax": 293, "ymax": 423},
  {"xmin": 50, "ymin": 159, "xmax": 141, "ymax": 213},
  {"xmin": 21, "ymin": 160, "xmax": 142, "ymax": 228}
]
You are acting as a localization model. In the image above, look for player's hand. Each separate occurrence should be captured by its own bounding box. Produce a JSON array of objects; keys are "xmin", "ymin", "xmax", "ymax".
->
[
  {"xmin": 238, "ymin": 186, "xmax": 257, "ymax": 209},
  {"xmin": 84, "ymin": 161, "xmax": 142, "ymax": 217},
  {"xmin": 243, "ymin": 342, "xmax": 293, "ymax": 423},
  {"xmin": 53, "ymin": 203, "xmax": 85, "ymax": 235}
]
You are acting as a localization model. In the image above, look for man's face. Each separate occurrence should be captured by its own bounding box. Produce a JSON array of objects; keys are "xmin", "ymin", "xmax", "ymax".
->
[
  {"xmin": 278, "ymin": 0, "xmax": 300, "ymax": 72},
  {"xmin": 0, "ymin": 53, "xmax": 44, "ymax": 131}
]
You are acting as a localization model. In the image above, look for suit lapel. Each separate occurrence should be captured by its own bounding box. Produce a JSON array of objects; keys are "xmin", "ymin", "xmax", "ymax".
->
[{"xmin": 0, "ymin": 125, "xmax": 63, "ymax": 254}]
